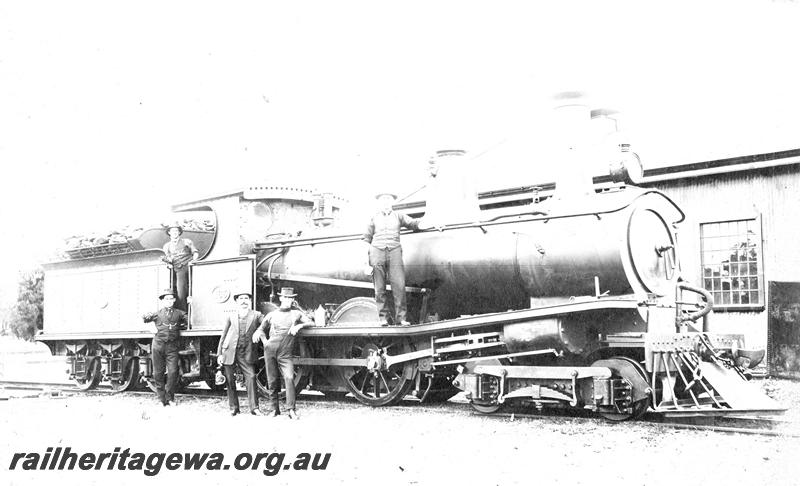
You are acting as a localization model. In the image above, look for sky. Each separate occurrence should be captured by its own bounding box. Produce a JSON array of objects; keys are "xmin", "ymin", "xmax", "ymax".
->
[{"xmin": 2, "ymin": 0, "xmax": 800, "ymax": 305}]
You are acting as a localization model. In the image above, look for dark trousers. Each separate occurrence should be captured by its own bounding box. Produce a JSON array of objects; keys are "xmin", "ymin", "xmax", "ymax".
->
[
  {"xmin": 223, "ymin": 353, "xmax": 258, "ymax": 412},
  {"xmin": 369, "ymin": 245, "xmax": 407, "ymax": 323},
  {"xmin": 173, "ymin": 266, "xmax": 189, "ymax": 311},
  {"xmin": 264, "ymin": 336, "xmax": 296, "ymax": 412},
  {"xmin": 152, "ymin": 340, "xmax": 179, "ymax": 404}
]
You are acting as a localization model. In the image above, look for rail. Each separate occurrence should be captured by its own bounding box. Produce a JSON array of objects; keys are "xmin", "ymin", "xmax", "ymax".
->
[{"xmin": 4, "ymin": 379, "xmax": 794, "ymax": 436}]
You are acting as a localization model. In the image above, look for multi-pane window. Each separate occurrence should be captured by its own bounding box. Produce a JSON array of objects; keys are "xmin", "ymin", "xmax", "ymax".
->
[{"xmin": 700, "ymin": 218, "xmax": 764, "ymax": 309}]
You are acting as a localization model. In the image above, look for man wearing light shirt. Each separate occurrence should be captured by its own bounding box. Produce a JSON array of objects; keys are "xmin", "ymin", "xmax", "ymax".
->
[{"xmin": 362, "ymin": 193, "xmax": 421, "ymax": 326}]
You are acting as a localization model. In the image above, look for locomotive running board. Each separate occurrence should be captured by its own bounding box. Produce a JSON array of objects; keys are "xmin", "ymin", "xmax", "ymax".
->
[{"xmin": 301, "ymin": 297, "xmax": 641, "ymax": 337}]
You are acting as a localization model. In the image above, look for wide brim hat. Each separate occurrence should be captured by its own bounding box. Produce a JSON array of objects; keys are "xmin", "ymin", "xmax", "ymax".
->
[
  {"xmin": 233, "ymin": 292, "xmax": 253, "ymax": 301},
  {"xmin": 375, "ymin": 192, "xmax": 398, "ymax": 200},
  {"xmin": 164, "ymin": 224, "xmax": 184, "ymax": 236},
  {"xmin": 158, "ymin": 289, "xmax": 176, "ymax": 299},
  {"xmin": 277, "ymin": 287, "xmax": 297, "ymax": 298}
]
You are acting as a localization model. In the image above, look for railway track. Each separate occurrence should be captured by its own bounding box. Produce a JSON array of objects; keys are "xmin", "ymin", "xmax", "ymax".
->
[
  {"xmin": 0, "ymin": 380, "xmax": 223, "ymax": 399},
  {"xmin": 2, "ymin": 379, "xmax": 796, "ymax": 437},
  {"xmin": 484, "ymin": 409, "xmax": 799, "ymax": 438}
]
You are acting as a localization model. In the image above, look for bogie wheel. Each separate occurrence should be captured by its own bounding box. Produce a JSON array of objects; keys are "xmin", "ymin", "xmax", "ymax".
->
[
  {"xmin": 466, "ymin": 358, "xmax": 505, "ymax": 414},
  {"xmin": 598, "ymin": 400, "xmax": 649, "ymax": 422},
  {"xmin": 593, "ymin": 356, "xmax": 651, "ymax": 422},
  {"xmin": 469, "ymin": 374, "xmax": 505, "ymax": 414},
  {"xmin": 470, "ymin": 400, "xmax": 504, "ymax": 414},
  {"xmin": 336, "ymin": 336, "xmax": 416, "ymax": 407},
  {"xmin": 74, "ymin": 357, "xmax": 102, "ymax": 391},
  {"xmin": 110, "ymin": 358, "xmax": 140, "ymax": 392}
]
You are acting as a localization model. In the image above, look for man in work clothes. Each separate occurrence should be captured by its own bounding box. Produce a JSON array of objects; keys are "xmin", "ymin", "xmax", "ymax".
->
[
  {"xmin": 362, "ymin": 193, "xmax": 421, "ymax": 326},
  {"xmin": 217, "ymin": 292, "xmax": 265, "ymax": 416},
  {"xmin": 253, "ymin": 288, "xmax": 312, "ymax": 419},
  {"xmin": 144, "ymin": 289, "xmax": 187, "ymax": 406},
  {"xmin": 162, "ymin": 224, "xmax": 199, "ymax": 311}
]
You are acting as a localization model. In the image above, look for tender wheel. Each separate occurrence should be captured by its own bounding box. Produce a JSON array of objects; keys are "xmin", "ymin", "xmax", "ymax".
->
[
  {"xmin": 74, "ymin": 357, "xmax": 102, "ymax": 391},
  {"xmin": 336, "ymin": 337, "xmax": 415, "ymax": 406},
  {"xmin": 593, "ymin": 356, "xmax": 651, "ymax": 421},
  {"xmin": 110, "ymin": 358, "xmax": 140, "ymax": 392}
]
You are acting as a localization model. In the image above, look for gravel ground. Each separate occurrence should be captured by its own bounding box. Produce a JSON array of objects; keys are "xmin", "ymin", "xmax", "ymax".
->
[{"xmin": 2, "ymin": 336, "xmax": 799, "ymax": 486}]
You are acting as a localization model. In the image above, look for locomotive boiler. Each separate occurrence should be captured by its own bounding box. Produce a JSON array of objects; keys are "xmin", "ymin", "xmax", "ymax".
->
[
  {"xmin": 265, "ymin": 186, "xmax": 681, "ymax": 318},
  {"xmin": 34, "ymin": 95, "xmax": 784, "ymax": 420}
]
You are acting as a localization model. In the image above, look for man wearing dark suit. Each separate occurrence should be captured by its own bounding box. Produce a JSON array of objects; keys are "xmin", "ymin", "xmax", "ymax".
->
[
  {"xmin": 144, "ymin": 289, "xmax": 188, "ymax": 406},
  {"xmin": 217, "ymin": 292, "xmax": 265, "ymax": 416}
]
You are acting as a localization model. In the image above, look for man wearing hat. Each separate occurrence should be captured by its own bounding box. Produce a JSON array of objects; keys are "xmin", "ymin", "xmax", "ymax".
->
[
  {"xmin": 144, "ymin": 289, "xmax": 188, "ymax": 406},
  {"xmin": 253, "ymin": 288, "xmax": 312, "ymax": 419},
  {"xmin": 217, "ymin": 291, "xmax": 265, "ymax": 416},
  {"xmin": 362, "ymin": 192, "xmax": 422, "ymax": 326},
  {"xmin": 162, "ymin": 224, "xmax": 199, "ymax": 310}
]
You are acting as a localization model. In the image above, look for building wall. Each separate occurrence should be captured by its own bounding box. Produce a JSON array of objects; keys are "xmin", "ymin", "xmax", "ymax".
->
[{"xmin": 647, "ymin": 164, "xmax": 800, "ymax": 349}]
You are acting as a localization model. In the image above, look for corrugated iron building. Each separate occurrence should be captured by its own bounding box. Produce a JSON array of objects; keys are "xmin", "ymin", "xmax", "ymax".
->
[{"xmin": 639, "ymin": 149, "xmax": 800, "ymax": 377}]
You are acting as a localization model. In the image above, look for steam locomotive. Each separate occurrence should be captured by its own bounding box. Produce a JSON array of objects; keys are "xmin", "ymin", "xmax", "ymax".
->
[{"xmin": 36, "ymin": 98, "xmax": 783, "ymax": 420}]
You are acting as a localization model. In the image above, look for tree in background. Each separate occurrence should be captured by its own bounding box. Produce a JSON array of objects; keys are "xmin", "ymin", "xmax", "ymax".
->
[{"xmin": 3, "ymin": 268, "xmax": 44, "ymax": 341}]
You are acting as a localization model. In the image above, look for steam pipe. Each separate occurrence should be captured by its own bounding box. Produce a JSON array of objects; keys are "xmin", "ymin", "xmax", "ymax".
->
[
  {"xmin": 255, "ymin": 249, "xmax": 285, "ymax": 302},
  {"xmin": 676, "ymin": 281, "xmax": 713, "ymax": 326},
  {"xmin": 255, "ymin": 250, "xmax": 282, "ymax": 271}
]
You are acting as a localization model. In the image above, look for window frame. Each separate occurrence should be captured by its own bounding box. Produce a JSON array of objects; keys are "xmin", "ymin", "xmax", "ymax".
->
[{"xmin": 698, "ymin": 215, "xmax": 765, "ymax": 312}]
